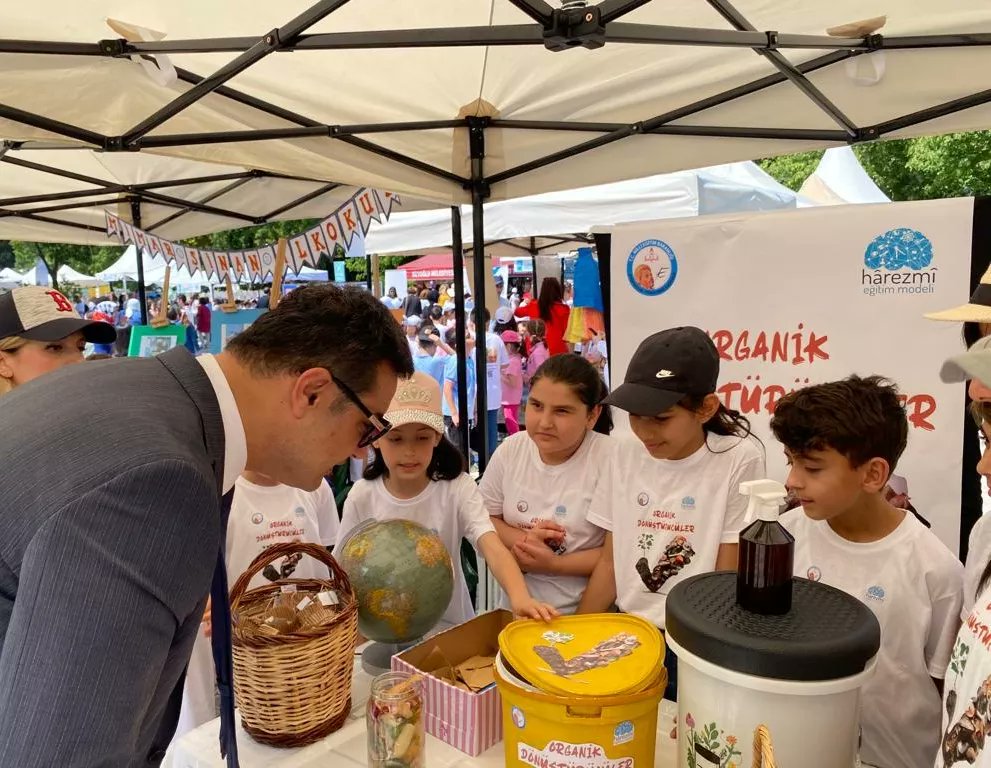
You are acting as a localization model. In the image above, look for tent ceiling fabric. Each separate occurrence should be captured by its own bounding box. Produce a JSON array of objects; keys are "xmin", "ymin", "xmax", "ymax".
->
[{"xmin": 1, "ymin": 0, "xmax": 990, "ymax": 242}]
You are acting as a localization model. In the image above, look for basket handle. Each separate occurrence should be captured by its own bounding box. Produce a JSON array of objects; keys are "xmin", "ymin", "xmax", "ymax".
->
[
  {"xmin": 751, "ymin": 724, "xmax": 777, "ymax": 768},
  {"xmin": 228, "ymin": 540, "xmax": 352, "ymax": 611}
]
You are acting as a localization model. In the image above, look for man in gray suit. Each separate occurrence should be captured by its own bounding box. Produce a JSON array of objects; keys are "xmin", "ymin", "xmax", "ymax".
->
[{"xmin": 0, "ymin": 284, "xmax": 412, "ymax": 767}]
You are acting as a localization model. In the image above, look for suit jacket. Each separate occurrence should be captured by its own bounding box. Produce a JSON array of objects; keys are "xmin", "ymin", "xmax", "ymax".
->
[{"xmin": 0, "ymin": 347, "xmax": 226, "ymax": 767}]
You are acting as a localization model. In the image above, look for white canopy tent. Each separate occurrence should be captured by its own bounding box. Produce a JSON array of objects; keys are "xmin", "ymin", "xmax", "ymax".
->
[
  {"xmin": 95, "ymin": 245, "xmax": 167, "ymax": 282},
  {"xmin": 4, "ymin": 0, "xmax": 991, "ymax": 467},
  {"xmin": 799, "ymin": 146, "xmax": 891, "ymax": 205},
  {"xmin": 0, "ymin": 267, "xmax": 21, "ymax": 290},
  {"xmin": 55, "ymin": 264, "xmax": 103, "ymax": 287},
  {"xmin": 364, "ymin": 160, "xmax": 809, "ymax": 256},
  {"xmin": 2, "ymin": 1, "xmax": 991, "ymax": 209}
]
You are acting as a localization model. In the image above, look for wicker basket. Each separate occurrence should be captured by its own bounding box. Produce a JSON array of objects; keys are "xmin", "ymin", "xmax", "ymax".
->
[
  {"xmin": 751, "ymin": 724, "xmax": 777, "ymax": 768},
  {"xmin": 230, "ymin": 541, "xmax": 358, "ymax": 748}
]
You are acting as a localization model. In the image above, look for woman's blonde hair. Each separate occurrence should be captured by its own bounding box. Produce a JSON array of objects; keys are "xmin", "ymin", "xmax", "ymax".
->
[{"xmin": 0, "ymin": 335, "xmax": 28, "ymax": 395}]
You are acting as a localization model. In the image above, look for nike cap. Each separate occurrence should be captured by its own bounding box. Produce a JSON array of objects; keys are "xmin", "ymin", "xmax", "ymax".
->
[
  {"xmin": 603, "ymin": 326, "xmax": 719, "ymax": 416},
  {"xmin": 0, "ymin": 286, "xmax": 116, "ymax": 345}
]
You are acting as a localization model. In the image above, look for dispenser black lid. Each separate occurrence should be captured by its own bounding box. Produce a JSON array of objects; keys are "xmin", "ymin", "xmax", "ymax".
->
[{"xmin": 666, "ymin": 572, "xmax": 880, "ymax": 682}]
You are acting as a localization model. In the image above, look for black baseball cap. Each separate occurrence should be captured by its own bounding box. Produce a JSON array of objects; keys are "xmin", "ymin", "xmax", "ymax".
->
[
  {"xmin": 0, "ymin": 286, "xmax": 116, "ymax": 345},
  {"xmin": 604, "ymin": 326, "xmax": 719, "ymax": 416}
]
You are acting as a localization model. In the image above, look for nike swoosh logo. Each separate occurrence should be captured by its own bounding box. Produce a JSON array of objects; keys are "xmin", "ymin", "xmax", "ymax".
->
[{"xmin": 656, "ymin": 370, "xmax": 674, "ymax": 379}]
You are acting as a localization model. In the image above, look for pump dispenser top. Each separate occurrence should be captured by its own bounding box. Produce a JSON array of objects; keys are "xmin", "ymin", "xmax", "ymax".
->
[
  {"xmin": 741, "ymin": 479, "xmax": 789, "ymax": 522},
  {"xmin": 737, "ymin": 479, "xmax": 794, "ymax": 615}
]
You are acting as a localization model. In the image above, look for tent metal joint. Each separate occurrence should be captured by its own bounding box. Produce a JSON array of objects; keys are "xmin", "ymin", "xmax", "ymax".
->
[
  {"xmin": 543, "ymin": 5, "xmax": 606, "ymax": 51},
  {"xmin": 97, "ymin": 38, "xmax": 128, "ymax": 57},
  {"xmin": 765, "ymin": 30, "xmax": 778, "ymax": 51}
]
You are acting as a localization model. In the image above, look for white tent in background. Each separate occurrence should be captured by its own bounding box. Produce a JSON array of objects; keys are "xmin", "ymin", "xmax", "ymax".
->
[
  {"xmin": 364, "ymin": 161, "xmax": 808, "ymax": 256},
  {"xmin": 18, "ymin": 266, "xmax": 48, "ymax": 286},
  {"xmin": 799, "ymin": 147, "xmax": 891, "ymax": 205},
  {"xmin": 56, "ymin": 264, "xmax": 102, "ymax": 287},
  {"xmin": 95, "ymin": 246, "xmax": 167, "ymax": 283},
  {"xmin": 0, "ymin": 268, "xmax": 22, "ymax": 290}
]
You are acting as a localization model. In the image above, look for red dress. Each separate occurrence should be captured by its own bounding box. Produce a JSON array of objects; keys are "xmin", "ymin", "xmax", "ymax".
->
[{"xmin": 516, "ymin": 301, "xmax": 571, "ymax": 356}]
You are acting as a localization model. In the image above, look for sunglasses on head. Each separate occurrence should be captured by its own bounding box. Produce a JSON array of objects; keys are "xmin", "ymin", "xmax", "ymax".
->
[{"xmin": 331, "ymin": 374, "xmax": 392, "ymax": 448}]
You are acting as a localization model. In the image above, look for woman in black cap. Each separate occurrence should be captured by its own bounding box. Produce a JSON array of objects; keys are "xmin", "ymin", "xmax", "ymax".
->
[{"xmin": 0, "ymin": 285, "xmax": 116, "ymax": 394}]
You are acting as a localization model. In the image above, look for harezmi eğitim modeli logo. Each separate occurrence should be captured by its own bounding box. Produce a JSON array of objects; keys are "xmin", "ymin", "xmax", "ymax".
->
[
  {"xmin": 628, "ymin": 239, "xmax": 678, "ymax": 296},
  {"xmin": 862, "ymin": 227, "xmax": 936, "ymax": 297}
]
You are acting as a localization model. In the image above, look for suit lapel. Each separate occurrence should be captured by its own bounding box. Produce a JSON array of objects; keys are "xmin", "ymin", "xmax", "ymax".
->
[{"xmin": 156, "ymin": 347, "xmax": 227, "ymax": 491}]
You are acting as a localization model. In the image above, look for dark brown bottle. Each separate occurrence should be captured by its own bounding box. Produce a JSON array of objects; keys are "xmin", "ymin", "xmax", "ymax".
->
[{"xmin": 736, "ymin": 481, "xmax": 794, "ymax": 615}]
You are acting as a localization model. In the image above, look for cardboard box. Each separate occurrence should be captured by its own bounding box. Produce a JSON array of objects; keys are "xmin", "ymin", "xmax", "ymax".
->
[{"xmin": 392, "ymin": 609, "xmax": 513, "ymax": 756}]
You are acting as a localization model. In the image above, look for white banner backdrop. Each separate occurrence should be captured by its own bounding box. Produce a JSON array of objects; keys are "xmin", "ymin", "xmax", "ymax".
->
[{"xmin": 609, "ymin": 198, "xmax": 974, "ymax": 553}]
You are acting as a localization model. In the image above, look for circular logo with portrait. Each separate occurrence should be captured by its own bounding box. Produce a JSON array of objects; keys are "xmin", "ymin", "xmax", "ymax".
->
[
  {"xmin": 806, "ymin": 566, "xmax": 822, "ymax": 583},
  {"xmin": 637, "ymin": 492, "xmax": 650, "ymax": 507},
  {"xmin": 627, "ymin": 239, "xmax": 678, "ymax": 296},
  {"xmin": 516, "ymin": 501, "xmax": 529, "ymax": 514},
  {"xmin": 251, "ymin": 512, "xmax": 265, "ymax": 526}
]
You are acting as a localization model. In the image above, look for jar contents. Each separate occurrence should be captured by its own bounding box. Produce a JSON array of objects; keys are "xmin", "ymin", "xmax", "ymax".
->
[{"xmin": 366, "ymin": 671, "xmax": 425, "ymax": 768}]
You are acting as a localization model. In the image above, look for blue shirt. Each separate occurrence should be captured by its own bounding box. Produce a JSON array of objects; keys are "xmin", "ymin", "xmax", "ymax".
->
[
  {"xmin": 442, "ymin": 354, "xmax": 476, "ymax": 421},
  {"xmin": 413, "ymin": 354, "xmax": 446, "ymax": 391}
]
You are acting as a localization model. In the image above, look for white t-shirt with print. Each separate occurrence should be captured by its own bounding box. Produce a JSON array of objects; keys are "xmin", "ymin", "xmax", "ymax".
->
[
  {"xmin": 174, "ymin": 478, "xmax": 340, "ymax": 741},
  {"xmin": 484, "ymin": 331, "xmax": 509, "ymax": 413},
  {"xmin": 479, "ymin": 430, "xmax": 613, "ymax": 613},
  {"xmin": 226, "ymin": 477, "xmax": 340, "ymax": 591},
  {"xmin": 939, "ymin": 591, "xmax": 991, "ymax": 768},
  {"xmin": 588, "ymin": 433, "xmax": 763, "ymax": 628},
  {"xmin": 782, "ymin": 509, "xmax": 963, "ymax": 768},
  {"xmin": 965, "ymin": 516, "xmax": 991, "ymax": 620},
  {"xmin": 336, "ymin": 474, "xmax": 495, "ymax": 626}
]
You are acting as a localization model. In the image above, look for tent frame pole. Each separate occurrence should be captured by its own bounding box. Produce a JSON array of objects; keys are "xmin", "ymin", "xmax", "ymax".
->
[
  {"xmin": 130, "ymin": 198, "xmax": 148, "ymax": 326},
  {"xmin": 451, "ymin": 207, "xmax": 472, "ymax": 462},
  {"xmin": 468, "ymin": 118, "xmax": 491, "ymax": 473}
]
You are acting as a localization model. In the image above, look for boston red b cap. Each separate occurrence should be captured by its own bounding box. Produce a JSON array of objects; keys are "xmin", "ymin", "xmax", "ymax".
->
[
  {"xmin": 603, "ymin": 326, "xmax": 719, "ymax": 416},
  {"xmin": 0, "ymin": 286, "xmax": 116, "ymax": 345}
]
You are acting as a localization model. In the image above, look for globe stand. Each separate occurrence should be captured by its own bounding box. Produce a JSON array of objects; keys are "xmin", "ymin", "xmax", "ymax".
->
[
  {"xmin": 361, "ymin": 639, "xmax": 422, "ymax": 676},
  {"xmin": 359, "ymin": 620, "xmax": 456, "ymax": 676}
]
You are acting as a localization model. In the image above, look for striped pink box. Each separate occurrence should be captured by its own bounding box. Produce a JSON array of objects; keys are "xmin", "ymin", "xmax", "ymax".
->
[{"xmin": 392, "ymin": 610, "xmax": 514, "ymax": 756}]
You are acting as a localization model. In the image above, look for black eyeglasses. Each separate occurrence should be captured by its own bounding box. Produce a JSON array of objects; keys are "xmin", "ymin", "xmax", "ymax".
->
[{"xmin": 332, "ymin": 374, "xmax": 392, "ymax": 448}]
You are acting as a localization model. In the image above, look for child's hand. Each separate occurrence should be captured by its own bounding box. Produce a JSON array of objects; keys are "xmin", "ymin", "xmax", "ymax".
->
[
  {"xmin": 511, "ymin": 596, "xmax": 558, "ymax": 622},
  {"xmin": 513, "ymin": 536, "xmax": 559, "ymax": 574},
  {"xmin": 531, "ymin": 519, "xmax": 566, "ymax": 541}
]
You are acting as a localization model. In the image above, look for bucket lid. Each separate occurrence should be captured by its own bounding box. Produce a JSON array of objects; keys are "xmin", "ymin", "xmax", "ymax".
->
[
  {"xmin": 498, "ymin": 614, "xmax": 663, "ymax": 697},
  {"xmin": 666, "ymin": 573, "xmax": 880, "ymax": 682}
]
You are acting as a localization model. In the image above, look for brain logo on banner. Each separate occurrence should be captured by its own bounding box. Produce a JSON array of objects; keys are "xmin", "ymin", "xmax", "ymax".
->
[
  {"xmin": 627, "ymin": 239, "xmax": 678, "ymax": 296},
  {"xmin": 862, "ymin": 228, "xmax": 937, "ymax": 297}
]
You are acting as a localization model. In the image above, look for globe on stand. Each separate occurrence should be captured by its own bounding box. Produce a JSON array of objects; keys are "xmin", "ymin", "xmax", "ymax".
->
[{"xmin": 338, "ymin": 519, "xmax": 455, "ymax": 673}]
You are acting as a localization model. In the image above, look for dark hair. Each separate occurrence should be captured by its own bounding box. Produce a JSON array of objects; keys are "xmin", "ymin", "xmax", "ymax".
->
[
  {"xmin": 964, "ymin": 321, "xmax": 985, "ymax": 348},
  {"xmin": 527, "ymin": 318, "xmax": 546, "ymax": 341},
  {"xmin": 494, "ymin": 319, "xmax": 516, "ymax": 336},
  {"xmin": 364, "ymin": 434, "xmax": 467, "ymax": 481},
  {"xmin": 969, "ymin": 402, "xmax": 991, "ymax": 593},
  {"xmin": 167, "ymin": 308, "xmax": 178, "ymax": 322},
  {"xmin": 430, "ymin": 305, "xmax": 443, "ymax": 320},
  {"xmin": 226, "ymin": 284, "xmax": 413, "ymax": 394},
  {"xmin": 198, "ymin": 296, "xmax": 209, "ymax": 305},
  {"xmin": 679, "ymin": 393, "xmax": 755, "ymax": 443},
  {"xmin": 537, "ymin": 277, "xmax": 564, "ymax": 323},
  {"xmin": 770, "ymin": 375, "xmax": 907, "ymax": 472},
  {"xmin": 529, "ymin": 354, "xmax": 611, "ymax": 435}
]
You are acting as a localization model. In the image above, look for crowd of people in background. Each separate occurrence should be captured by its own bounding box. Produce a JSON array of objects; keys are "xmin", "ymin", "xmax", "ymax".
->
[{"xmin": 380, "ymin": 275, "xmax": 608, "ymax": 462}]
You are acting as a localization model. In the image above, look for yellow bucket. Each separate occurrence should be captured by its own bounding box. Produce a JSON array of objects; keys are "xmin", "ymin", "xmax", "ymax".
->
[{"xmin": 495, "ymin": 615, "xmax": 666, "ymax": 768}]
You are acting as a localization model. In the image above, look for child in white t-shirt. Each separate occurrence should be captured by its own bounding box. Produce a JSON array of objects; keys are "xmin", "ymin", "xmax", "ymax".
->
[
  {"xmin": 174, "ymin": 474, "xmax": 340, "ymax": 741},
  {"xmin": 936, "ymin": 343, "xmax": 991, "ymax": 768},
  {"xmin": 337, "ymin": 372, "xmax": 556, "ymax": 627},
  {"xmin": 480, "ymin": 354, "xmax": 614, "ymax": 614},
  {"xmin": 770, "ymin": 375, "xmax": 962, "ymax": 768},
  {"xmin": 579, "ymin": 327, "xmax": 763, "ymax": 699}
]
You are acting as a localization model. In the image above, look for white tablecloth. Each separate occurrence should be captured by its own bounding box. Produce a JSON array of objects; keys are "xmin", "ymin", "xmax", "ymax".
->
[{"xmin": 168, "ymin": 652, "xmax": 678, "ymax": 768}]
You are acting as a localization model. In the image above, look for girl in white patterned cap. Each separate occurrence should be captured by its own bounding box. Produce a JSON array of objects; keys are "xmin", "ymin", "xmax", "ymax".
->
[{"xmin": 336, "ymin": 371, "xmax": 556, "ymax": 624}]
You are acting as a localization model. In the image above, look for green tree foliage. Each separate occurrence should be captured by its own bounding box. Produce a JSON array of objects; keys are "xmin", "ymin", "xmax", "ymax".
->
[
  {"xmin": 10, "ymin": 241, "xmax": 121, "ymax": 291},
  {"xmin": 758, "ymin": 131, "xmax": 991, "ymax": 202}
]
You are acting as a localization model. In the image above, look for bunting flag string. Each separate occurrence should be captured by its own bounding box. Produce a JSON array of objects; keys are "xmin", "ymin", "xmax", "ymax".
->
[{"xmin": 104, "ymin": 187, "xmax": 401, "ymax": 282}]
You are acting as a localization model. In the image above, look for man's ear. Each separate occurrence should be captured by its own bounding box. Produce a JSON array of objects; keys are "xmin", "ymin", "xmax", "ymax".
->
[
  {"xmin": 289, "ymin": 367, "xmax": 334, "ymax": 418},
  {"xmin": 861, "ymin": 457, "xmax": 891, "ymax": 494}
]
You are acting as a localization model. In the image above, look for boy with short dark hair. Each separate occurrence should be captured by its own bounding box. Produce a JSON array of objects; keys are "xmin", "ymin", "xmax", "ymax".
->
[{"xmin": 770, "ymin": 375, "xmax": 962, "ymax": 768}]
